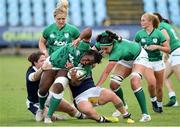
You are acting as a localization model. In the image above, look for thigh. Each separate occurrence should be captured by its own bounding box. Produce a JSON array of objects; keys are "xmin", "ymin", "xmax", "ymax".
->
[
  {"xmin": 56, "ymin": 99, "xmax": 75, "ymax": 113},
  {"xmin": 154, "ymin": 70, "xmax": 164, "ymax": 86},
  {"xmin": 77, "ymin": 101, "xmax": 95, "ymax": 114},
  {"xmin": 144, "ymin": 67, "xmax": 156, "ymax": 85},
  {"xmin": 39, "ymin": 70, "xmax": 57, "ymax": 93},
  {"xmin": 112, "ymin": 62, "xmax": 132, "ymax": 78},
  {"xmin": 172, "ymin": 64, "xmax": 180, "ymax": 81},
  {"xmin": 56, "ymin": 69, "xmax": 68, "ymax": 78},
  {"xmin": 164, "ymin": 60, "xmax": 173, "ymax": 79},
  {"xmin": 99, "ymin": 89, "xmax": 115, "ymax": 105}
]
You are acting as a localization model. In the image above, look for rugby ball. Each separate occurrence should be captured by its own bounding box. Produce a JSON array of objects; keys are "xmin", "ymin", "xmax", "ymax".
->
[{"xmin": 67, "ymin": 67, "xmax": 87, "ymax": 81}]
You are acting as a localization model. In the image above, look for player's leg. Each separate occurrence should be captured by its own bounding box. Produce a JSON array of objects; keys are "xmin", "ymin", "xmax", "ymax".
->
[
  {"xmin": 56, "ymin": 99, "xmax": 86, "ymax": 119},
  {"xmin": 44, "ymin": 70, "xmax": 68, "ymax": 123},
  {"xmin": 36, "ymin": 70, "xmax": 56, "ymax": 122},
  {"xmin": 98, "ymin": 89, "xmax": 134, "ymax": 123},
  {"xmin": 131, "ymin": 64, "xmax": 151, "ymax": 122},
  {"xmin": 144, "ymin": 67, "xmax": 160, "ymax": 113},
  {"xmin": 155, "ymin": 69, "xmax": 164, "ymax": 112},
  {"xmin": 77, "ymin": 100, "xmax": 118, "ymax": 123},
  {"xmin": 164, "ymin": 60, "xmax": 178, "ymax": 106},
  {"xmin": 110, "ymin": 63, "xmax": 131, "ymax": 105},
  {"xmin": 110, "ymin": 62, "xmax": 131, "ymax": 117}
]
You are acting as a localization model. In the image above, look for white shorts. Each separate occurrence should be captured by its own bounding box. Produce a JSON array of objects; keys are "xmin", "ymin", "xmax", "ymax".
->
[
  {"xmin": 146, "ymin": 60, "xmax": 165, "ymax": 71},
  {"xmin": 134, "ymin": 48, "xmax": 149, "ymax": 67},
  {"xmin": 168, "ymin": 47, "xmax": 180, "ymax": 66},
  {"xmin": 74, "ymin": 87, "xmax": 104, "ymax": 106},
  {"xmin": 117, "ymin": 60, "xmax": 133, "ymax": 68}
]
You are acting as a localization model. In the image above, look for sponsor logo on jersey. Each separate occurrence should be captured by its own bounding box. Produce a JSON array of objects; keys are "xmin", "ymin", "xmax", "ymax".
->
[{"xmin": 54, "ymin": 40, "xmax": 66, "ymax": 46}]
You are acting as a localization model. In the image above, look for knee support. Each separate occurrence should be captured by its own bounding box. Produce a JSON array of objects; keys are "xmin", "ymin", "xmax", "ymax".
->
[
  {"xmin": 110, "ymin": 74, "xmax": 124, "ymax": 84},
  {"xmin": 130, "ymin": 72, "xmax": 142, "ymax": 79},
  {"xmin": 52, "ymin": 91, "xmax": 64, "ymax": 100},
  {"xmin": 54, "ymin": 77, "xmax": 69, "ymax": 89}
]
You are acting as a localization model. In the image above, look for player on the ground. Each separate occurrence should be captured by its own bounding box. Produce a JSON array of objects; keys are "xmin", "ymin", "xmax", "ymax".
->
[{"xmin": 26, "ymin": 51, "xmax": 85, "ymax": 121}]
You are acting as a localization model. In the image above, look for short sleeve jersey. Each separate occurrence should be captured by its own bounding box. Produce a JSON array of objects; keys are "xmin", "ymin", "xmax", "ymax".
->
[
  {"xmin": 43, "ymin": 23, "xmax": 80, "ymax": 55},
  {"xmin": 135, "ymin": 28, "xmax": 166, "ymax": 61},
  {"xmin": 107, "ymin": 39, "xmax": 141, "ymax": 61},
  {"xmin": 159, "ymin": 21, "xmax": 180, "ymax": 53},
  {"xmin": 50, "ymin": 41, "xmax": 91, "ymax": 70}
]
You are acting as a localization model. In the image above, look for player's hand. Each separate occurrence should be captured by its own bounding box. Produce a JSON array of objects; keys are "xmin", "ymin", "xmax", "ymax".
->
[
  {"xmin": 72, "ymin": 38, "xmax": 81, "ymax": 46},
  {"xmin": 146, "ymin": 45, "xmax": 159, "ymax": 51},
  {"xmin": 65, "ymin": 61, "xmax": 74, "ymax": 69},
  {"xmin": 41, "ymin": 62, "xmax": 52, "ymax": 70}
]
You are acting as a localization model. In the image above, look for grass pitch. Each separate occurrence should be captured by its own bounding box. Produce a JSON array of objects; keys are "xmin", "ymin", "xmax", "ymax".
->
[{"xmin": 0, "ymin": 55, "xmax": 180, "ymax": 126}]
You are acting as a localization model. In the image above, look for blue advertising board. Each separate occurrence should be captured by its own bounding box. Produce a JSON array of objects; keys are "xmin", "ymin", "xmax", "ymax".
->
[{"xmin": 0, "ymin": 24, "xmax": 141, "ymax": 47}]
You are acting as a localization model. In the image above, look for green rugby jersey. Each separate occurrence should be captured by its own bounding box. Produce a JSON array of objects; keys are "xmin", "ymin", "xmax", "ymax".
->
[
  {"xmin": 43, "ymin": 23, "xmax": 80, "ymax": 55},
  {"xmin": 159, "ymin": 21, "xmax": 180, "ymax": 53},
  {"xmin": 135, "ymin": 28, "xmax": 166, "ymax": 61},
  {"xmin": 108, "ymin": 39, "xmax": 141, "ymax": 61},
  {"xmin": 50, "ymin": 41, "xmax": 92, "ymax": 76}
]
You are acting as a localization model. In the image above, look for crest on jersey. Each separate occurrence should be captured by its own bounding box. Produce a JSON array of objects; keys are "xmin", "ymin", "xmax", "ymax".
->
[
  {"xmin": 141, "ymin": 38, "xmax": 146, "ymax": 43},
  {"xmin": 152, "ymin": 38, "xmax": 158, "ymax": 43},
  {"xmin": 50, "ymin": 33, "xmax": 56, "ymax": 38},
  {"xmin": 64, "ymin": 33, "xmax": 69, "ymax": 38}
]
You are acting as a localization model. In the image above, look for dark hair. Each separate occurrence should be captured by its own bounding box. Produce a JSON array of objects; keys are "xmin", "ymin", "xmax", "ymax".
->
[
  {"xmin": 96, "ymin": 30, "xmax": 121, "ymax": 45},
  {"xmin": 83, "ymin": 50, "xmax": 102, "ymax": 64},
  {"xmin": 28, "ymin": 51, "xmax": 45, "ymax": 66},
  {"xmin": 153, "ymin": 12, "xmax": 170, "ymax": 24}
]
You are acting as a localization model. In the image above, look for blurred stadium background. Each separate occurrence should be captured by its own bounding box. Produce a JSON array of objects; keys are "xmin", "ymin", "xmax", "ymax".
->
[{"xmin": 0, "ymin": 0, "xmax": 180, "ymax": 54}]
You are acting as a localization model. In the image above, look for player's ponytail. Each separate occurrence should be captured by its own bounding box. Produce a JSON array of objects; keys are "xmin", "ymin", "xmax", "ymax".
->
[{"xmin": 53, "ymin": 0, "xmax": 69, "ymax": 17}]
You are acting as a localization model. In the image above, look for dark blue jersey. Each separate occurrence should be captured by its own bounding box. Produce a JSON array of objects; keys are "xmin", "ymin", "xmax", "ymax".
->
[
  {"xmin": 69, "ymin": 78, "xmax": 95, "ymax": 98},
  {"xmin": 26, "ymin": 66, "xmax": 39, "ymax": 103}
]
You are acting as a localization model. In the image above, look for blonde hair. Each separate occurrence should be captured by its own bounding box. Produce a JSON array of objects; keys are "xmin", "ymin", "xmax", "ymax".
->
[
  {"xmin": 143, "ymin": 12, "xmax": 160, "ymax": 28},
  {"xmin": 53, "ymin": 0, "xmax": 69, "ymax": 17}
]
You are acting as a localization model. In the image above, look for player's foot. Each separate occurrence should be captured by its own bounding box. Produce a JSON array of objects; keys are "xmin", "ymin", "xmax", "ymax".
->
[
  {"xmin": 126, "ymin": 118, "xmax": 135, "ymax": 124},
  {"xmin": 152, "ymin": 101, "xmax": 159, "ymax": 113},
  {"xmin": 112, "ymin": 110, "xmax": 121, "ymax": 117},
  {"xmin": 104, "ymin": 116, "xmax": 119, "ymax": 123},
  {"xmin": 164, "ymin": 100, "xmax": 179, "ymax": 107},
  {"xmin": 97, "ymin": 116, "xmax": 119, "ymax": 123},
  {"xmin": 123, "ymin": 113, "xmax": 135, "ymax": 124},
  {"xmin": 158, "ymin": 107, "xmax": 163, "ymax": 113},
  {"xmin": 77, "ymin": 113, "xmax": 87, "ymax": 119},
  {"xmin": 44, "ymin": 116, "xmax": 53, "ymax": 123},
  {"xmin": 35, "ymin": 109, "xmax": 44, "ymax": 122},
  {"xmin": 53, "ymin": 114, "xmax": 67, "ymax": 121},
  {"xmin": 139, "ymin": 114, "xmax": 151, "ymax": 122},
  {"xmin": 112, "ymin": 104, "xmax": 128, "ymax": 117}
]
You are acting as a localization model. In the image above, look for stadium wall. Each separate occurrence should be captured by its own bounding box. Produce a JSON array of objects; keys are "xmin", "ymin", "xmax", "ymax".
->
[{"xmin": 0, "ymin": 24, "xmax": 141, "ymax": 48}]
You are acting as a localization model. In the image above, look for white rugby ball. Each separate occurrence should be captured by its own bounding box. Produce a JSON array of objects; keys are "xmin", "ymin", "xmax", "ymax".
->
[{"xmin": 67, "ymin": 67, "xmax": 87, "ymax": 81}]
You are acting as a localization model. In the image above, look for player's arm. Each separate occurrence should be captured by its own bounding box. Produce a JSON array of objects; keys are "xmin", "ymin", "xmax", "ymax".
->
[
  {"xmin": 73, "ymin": 27, "xmax": 92, "ymax": 45},
  {"xmin": 29, "ymin": 62, "xmax": 52, "ymax": 82},
  {"xmin": 39, "ymin": 36, "xmax": 48, "ymax": 57},
  {"xmin": 28, "ymin": 68, "xmax": 44, "ymax": 81},
  {"xmin": 96, "ymin": 61, "xmax": 116, "ymax": 87},
  {"xmin": 161, "ymin": 29, "xmax": 170, "ymax": 61}
]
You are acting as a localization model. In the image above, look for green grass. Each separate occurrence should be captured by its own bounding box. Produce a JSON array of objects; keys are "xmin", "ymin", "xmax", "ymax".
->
[{"xmin": 0, "ymin": 55, "xmax": 180, "ymax": 126}]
